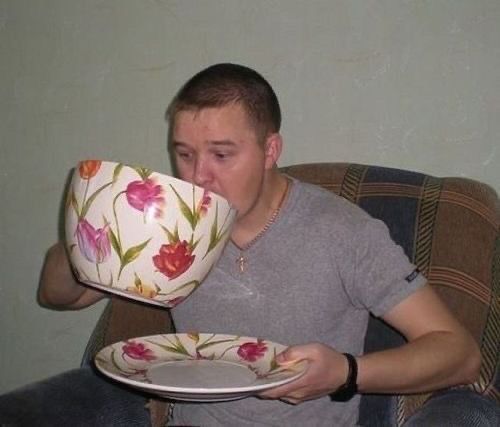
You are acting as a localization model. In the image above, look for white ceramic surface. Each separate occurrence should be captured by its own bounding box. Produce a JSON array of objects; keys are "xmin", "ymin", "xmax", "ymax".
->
[
  {"xmin": 95, "ymin": 333, "xmax": 308, "ymax": 402},
  {"xmin": 65, "ymin": 160, "xmax": 236, "ymax": 307}
]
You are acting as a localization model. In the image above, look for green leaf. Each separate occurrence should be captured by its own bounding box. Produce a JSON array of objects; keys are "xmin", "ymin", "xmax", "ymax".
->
[
  {"xmin": 133, "ymin": 167, "xmax": 152, "ymax": 180},
  {"xmin": 68, "ymin": 188, "xmax": 80, "ymax": 217},
  {"xmin": 269, "ymin": 350, "xmax": 279, "ymax": 371},
  {"xmin": 170, "ymin": 185, "xmax": 196, "ymax": 229},
  {"xmin": 205, "ymin": 203, "xmax": 220, "ymax": 254},
  {"xmin": 110, "ymin": 349, "xmax": 121, "ymax": 371},
  {"xmin": 134, "ymin": 272, "xmax": 142, "ymax": 287},
  {"xmin": 80, "ymin": 181, "xmax": 113, "ymax": 219},
  {"xmin": 106, "ymin": 270, "xmax": 113, "ymax": 287},
  {"xmin": 108, "ymin": 227, "xmax": 122, "ymax": 259},
  {"xmin": 148, "ymin": 342, "xmax": 190, "ymax": 356},
  {"xmin": 122, "ymin": 238, "xmax": 151, "ymax": 266},
  {"xmin": 160, "ymin": 280, "xmax": 199, "ymax": 297},
  {"xmin": 196, "ymin": 339, "xmax": 239, "ymax": 352},
  {"xmin": 159, "ymin": 224, "xmax": 178, "ymax": 244},
  {"xmin": 147, "ymin": 336, "xmax": 190, "ymax": 356},
  {"xmin": 190, "ymin": 235, "xmax": 202, "ymax": 252},
  {"xmin": 112, "ymin": 163, "xmax": 124, "ymax": 185}
]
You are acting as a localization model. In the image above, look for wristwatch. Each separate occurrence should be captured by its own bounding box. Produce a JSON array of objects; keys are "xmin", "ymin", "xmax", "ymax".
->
[{"xmin": 331, "ymin": 353, "xmax": 358, "ymax": 401}]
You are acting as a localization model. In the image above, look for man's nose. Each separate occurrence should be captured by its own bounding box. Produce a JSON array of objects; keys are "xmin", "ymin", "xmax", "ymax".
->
[{"xmin": 192, "ymin": 159, "xmax": 211, "ymax": 187}]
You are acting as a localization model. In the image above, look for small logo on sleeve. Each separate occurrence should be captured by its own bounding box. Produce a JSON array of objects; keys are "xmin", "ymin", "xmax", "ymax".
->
[{"xmin": 405, "ymin": 268, "xmax": 420, "ymax": 283}]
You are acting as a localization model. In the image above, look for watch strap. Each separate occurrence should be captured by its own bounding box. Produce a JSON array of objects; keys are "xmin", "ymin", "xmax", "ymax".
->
[{"xmin": 331, "ymin": 353, "xmax": 358, "ymax": 401}]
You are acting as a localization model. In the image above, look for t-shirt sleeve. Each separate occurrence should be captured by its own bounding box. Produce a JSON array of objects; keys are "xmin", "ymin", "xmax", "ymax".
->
[{"xmin": 348, "ymin": 217, "xmax": 427, "ymax": 317}]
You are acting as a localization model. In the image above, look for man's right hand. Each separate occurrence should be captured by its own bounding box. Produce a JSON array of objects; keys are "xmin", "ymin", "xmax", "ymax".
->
[{"xmin": 38, "ymin": 242, "xmax": 106, "ymax": 309}]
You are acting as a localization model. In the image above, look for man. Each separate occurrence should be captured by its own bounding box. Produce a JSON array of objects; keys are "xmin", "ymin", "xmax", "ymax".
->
[
  {"xmin": 1, "ymin": 63, "xmax": 480, "ymax": 426},
  {"xmin": 161, "ymin": 63, "xmax": 480, "ymax": 425}
]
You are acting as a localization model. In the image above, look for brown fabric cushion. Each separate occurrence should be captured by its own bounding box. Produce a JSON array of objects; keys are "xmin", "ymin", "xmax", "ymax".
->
[{"xmin": 84, "ymin": 297, "xmax": 173, "ymax": 427}]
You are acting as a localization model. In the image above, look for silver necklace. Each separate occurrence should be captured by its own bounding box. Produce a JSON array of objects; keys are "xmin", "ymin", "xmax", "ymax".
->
[{"xmin": 235, "ymin": 179, "xmax": 290, "ymax": 273}]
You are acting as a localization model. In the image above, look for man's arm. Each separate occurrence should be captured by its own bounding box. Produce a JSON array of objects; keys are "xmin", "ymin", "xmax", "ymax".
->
[
  {"xmin": 38, "ymin": 241, "xmax": 106, "ymax": 310},
  {"xmin": 260, "ymin": 284, "xmax": 480, "ymax": 403},
  {"xmin": 356, "ymin": 284, "xmax": 480, "ymax": 393}
]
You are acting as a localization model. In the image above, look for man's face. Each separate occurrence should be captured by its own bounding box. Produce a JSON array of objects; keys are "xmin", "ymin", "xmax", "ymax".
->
[{"xmin": 171, "ymin": 103, "xmax": 274, "ymax": 220}]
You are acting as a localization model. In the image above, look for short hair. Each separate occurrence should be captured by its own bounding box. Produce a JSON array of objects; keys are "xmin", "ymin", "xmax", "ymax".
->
[{"xmin": 167, "ymin": 63, "xmax": 281, "ymax": 139}]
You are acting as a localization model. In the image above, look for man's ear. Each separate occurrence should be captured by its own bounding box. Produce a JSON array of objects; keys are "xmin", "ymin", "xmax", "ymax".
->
[{"xmin": 264, "ymin": 133, "xmax": 283, "ymax": 170}]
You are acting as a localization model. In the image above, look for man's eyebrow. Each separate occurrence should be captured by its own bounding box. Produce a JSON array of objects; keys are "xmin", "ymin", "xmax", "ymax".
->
[
  {"xmin": 208, "ymin": 139, "xmax": 237, "ymax": 147},
  {"xmin": 170, "ymin": 141, "xmax": 188, "ymax": 149},
  {"xmin": 171, "ymin": 139, "xmax": 237, "ymax": 148}
]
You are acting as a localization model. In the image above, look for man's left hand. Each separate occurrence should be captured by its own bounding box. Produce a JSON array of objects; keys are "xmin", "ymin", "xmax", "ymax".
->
[{"xmin": 258, "ymin": 343, "xmax": 348, "ymax": 404}]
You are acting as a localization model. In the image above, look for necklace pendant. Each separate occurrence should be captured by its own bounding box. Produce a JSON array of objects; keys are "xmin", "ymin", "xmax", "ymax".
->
[{"xmin": 237, "ymin": 254, "xmax": 247, "ymax": 273}]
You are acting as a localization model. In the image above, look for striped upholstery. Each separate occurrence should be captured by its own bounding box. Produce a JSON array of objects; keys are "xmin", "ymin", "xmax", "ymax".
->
[{"xmin": 282, "ymin": 162, "xmax": 500, "ymax": 425}]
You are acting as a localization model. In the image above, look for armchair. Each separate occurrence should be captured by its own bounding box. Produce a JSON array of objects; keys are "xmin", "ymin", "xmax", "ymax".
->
[{"xmin": 83, "ymin": 162, "xmax": 500, "ymax": 426}]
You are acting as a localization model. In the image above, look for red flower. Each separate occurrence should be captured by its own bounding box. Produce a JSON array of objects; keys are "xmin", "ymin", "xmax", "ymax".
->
[
  {"xmin": 126, "ymin": 179, "xmax": 165, "ymax": 219},
  {"xmin": 78, "ymin": 160, "xmax": 102, "ymax": 179},
  {"xmin": 237, "ymin": 339, "xmax": 268, "ymax": 362},
  {"xmin": 122, "ymin": 340, "xmax": 156, "ymax": 361},
  {"xmin": 153, "ymin": 241, "xmax": 195, "ymax": 279}
]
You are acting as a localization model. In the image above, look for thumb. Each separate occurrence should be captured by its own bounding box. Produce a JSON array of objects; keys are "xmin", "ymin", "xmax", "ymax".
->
[{"xmin": 276, "ymin": 346, "xmax": 304, "ymax": 366}]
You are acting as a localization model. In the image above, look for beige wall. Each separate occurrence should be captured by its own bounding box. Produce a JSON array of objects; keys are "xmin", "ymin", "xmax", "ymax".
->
[{"xmin": 1, "ymin": 0, "xmax": 499, "ymax": 393}]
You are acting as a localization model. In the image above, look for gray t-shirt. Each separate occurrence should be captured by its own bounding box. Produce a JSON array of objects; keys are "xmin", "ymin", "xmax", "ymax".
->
[{"xmin": 170, "ymin": 179, "xmax": 426, "ymax": 426}]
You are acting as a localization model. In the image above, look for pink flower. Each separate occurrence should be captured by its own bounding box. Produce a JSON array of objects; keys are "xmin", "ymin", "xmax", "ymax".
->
[
  {"xmin": 237, "ymin": 339, "xmax": 268, "ymax": 362},
  {"xmin": 122, "ymin": 341, "xmax": 156, "ymax": 361},
  {"xmin": 76, "ymin": 219, "xmax": 111, "ymax": 263},
  {"xmin": 153, "ymin": 241, "xmax": 195, "ymax": 279},
  {"xmin": 126, "ymin": 179, "xmax": 165, "ymax": 219},
  {"xmin": 196, "ymin": 189, "xmax": 212, "ymax": 218}
]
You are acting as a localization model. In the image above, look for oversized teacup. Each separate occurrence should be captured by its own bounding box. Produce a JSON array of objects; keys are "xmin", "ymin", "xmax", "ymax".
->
[{"xmin": 65, "ymin": 160, "xmax": 237, "ymax": 307}]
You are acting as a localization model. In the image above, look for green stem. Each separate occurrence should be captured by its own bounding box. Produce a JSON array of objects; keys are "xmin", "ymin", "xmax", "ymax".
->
[
  {"xmin": 192, "ymin": 186, "xmax": 198, "ymax": 227},
  {"xmin": 112, "ymin": 190, "xmax": 126, "ymax": 249},
  {"xmin": 159, "ymin": 280, "xmax": 199, "ymax": 297},
  {"xmin": 218, "ymin": 344, "xmax": 240, "ymax": 359},
  {"xmin": 80, "ymin": 179, "xmax": 90, "ymax": 218},
  {"xmin": 218, "ymin": 205, "xmax": 234, "ymax": 239},
  {"xmin": 117, "ymin": 264, "xmax": 125, "ymax": 281},
  {"xmin": 96, "ymin": 263, "xmax": 102, "ymax": 283}
]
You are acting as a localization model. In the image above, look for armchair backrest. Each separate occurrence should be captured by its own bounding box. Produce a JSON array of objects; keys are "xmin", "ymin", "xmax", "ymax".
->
[
  {"xmin": 84, "ymin": 162, "xmax": 499, "ymax": 426},
  {"xmin": 281, "ymin": 163, "xmax": 500, "ymax": 425}
]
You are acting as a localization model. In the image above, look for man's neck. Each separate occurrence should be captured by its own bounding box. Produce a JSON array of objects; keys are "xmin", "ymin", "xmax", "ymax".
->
[{"xmin": 231, "ymin": 172, "xmax": 289, "ymax": 248}]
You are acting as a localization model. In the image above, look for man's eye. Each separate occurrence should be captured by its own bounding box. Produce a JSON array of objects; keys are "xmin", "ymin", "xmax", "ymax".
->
[
  {"xmin": 176, "ymin": 151, "xmax": 192, "ymax": 160},
  {"xmin": 214, "ymin": 152, "xmax": 230, "ymax": 160}
]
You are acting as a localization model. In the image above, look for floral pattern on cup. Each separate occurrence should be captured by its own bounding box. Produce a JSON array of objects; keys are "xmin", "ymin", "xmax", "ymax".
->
[
  {"xmin": 79, "ymin": 160, "xmax": 102, "ymax": 179},
  {"xmin": 75, "ymin": 219, "xmax": 111, "ymax": 282},
  {"xmin": 153, "ymin": 240, "xmax": 195, "ymax": 279},
  {"xmin": 65, "ymin": 160, "xmax": 236, "ymax": 307},
  {"xmin": 126, "ymin": 178, "xmax": 165, "ymax": 220}
]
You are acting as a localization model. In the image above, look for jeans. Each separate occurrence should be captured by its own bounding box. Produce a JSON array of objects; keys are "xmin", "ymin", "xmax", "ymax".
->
[{"xmin": 0, "ymin": 366, "xmax": 150, "ymax": 427}]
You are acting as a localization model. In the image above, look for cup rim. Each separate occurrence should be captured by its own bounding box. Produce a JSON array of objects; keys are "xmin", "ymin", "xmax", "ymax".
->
[{"xmin": 76, "ymin": 159, "xmax": 236, "ymax": 209}]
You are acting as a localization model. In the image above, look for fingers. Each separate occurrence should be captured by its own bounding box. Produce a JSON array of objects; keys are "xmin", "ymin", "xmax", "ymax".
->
[
  {"xmin": 276, "ymin": 345, "xmax": 307, "ymax": 365},
  {"xmin": 279, "ymin": 397, "xmax": 300, "ymax": 405},
  {"xmin": 258, "ymin": 343, "xmax": 344, "ymax": 404},
  {"xmin": 259, "ymin": 388, "xmax": 301, "ymax": 404}
]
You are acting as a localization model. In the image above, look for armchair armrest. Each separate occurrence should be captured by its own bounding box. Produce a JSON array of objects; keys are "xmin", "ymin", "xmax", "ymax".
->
[{"xmin": 403, "ymin": 389, "xmax": 500, "ymax": 427}]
